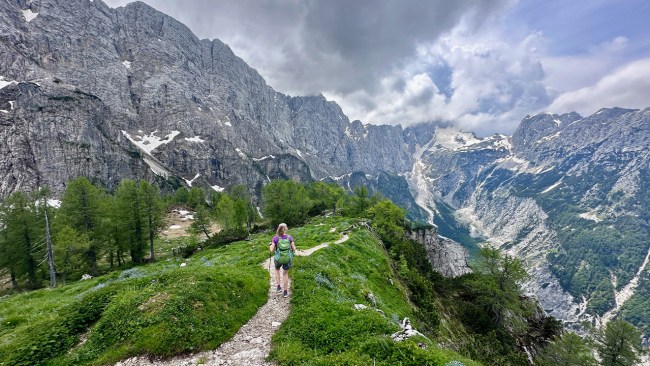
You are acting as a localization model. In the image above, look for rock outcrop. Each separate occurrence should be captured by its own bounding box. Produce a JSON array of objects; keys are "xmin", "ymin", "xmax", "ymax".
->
[{"xmin": 408, "ymin": 228, "xmax": 471, "ymax": 277}]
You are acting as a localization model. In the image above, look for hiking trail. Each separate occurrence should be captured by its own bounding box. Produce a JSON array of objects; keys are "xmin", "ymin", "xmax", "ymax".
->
[{"xmin": 116, "ymin": 231, "xmax": 349, "ymax": 366}]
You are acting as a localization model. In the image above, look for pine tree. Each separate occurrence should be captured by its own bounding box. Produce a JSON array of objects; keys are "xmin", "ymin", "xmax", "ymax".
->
[
  {"xmin": 262, "ymin": 180, "xmax": 312, "ymax": 226},
  {"xmin": 229, "ymin": 184, "xmax": 256, "ymax": 231},
  {"xmin": 35, "ymin": 188, "xmax": 57, "ymax": 288},
  {"xmin": 471, "ymin": 245, "xmax": 530, "ymax": 328},
  {"xmin": 115, "ymin": 179, "xmax": 146, "ymax": 264},
  {"xmin": 187, "ymin": 187, "xmax": 207, "ymax": 209},
  {"xmin": 53, "ymin": 226, "xmax": 89, "ymax": 285},
  {"xmin": 190, "ymin": 204, "xmax": 213, "ymax": 238},
  {"xmin": 233, "ymin": 199, "xmax": 247, "ymax": 230},
  {"xmin": 96, "ymin": 194, "xmax": 129, "ymax": 269},
  {"xmin": 56, "ymin": 177, "xmax": 103, "ymax": 276},
  {"xmin": 215, "ymin": 194, "xmax": 235, "ymax": 230},
  {"xmin": 595, "ymin": 319, "xmax": 643, "ymax": 366},
  {"xmin": 0, "ymin": 192, "xmax": 44, "ymax": 288},
  {"xmin": 139, "ymin": 181, "xmax": 164, "ymax": 262},
  {"xmin": 535, "ymin": 332, "xmax": 596, "ymax": 366}
]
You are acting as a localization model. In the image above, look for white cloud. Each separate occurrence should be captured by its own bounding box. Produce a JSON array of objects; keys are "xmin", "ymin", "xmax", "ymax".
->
[
  {"xmin": 547, "ymin": 58, "xmax": 650, "ymax": 115},
  {"xmin": 542, "ymin": 36, "xmax": 630, "ymax": 94},
  {"xmin": 331, "ymin": 24, "xmax": 552, "ymax": 135}
]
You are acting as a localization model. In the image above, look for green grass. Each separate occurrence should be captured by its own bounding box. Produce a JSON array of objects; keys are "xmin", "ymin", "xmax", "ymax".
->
[
  {"xmin": 0, "ymin": 216, "xmax": 481, "ymax": 365},
  {"xmin": 269, "ymin": 221, "xmax": 481, "ymax": 366},
  {"xmin": 0, "ymin": 234, "xmax": 271, "ymax": 366}
]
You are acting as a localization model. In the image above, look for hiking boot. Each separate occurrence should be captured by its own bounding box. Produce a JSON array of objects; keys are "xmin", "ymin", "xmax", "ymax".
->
[
  {"xmin": 283, "ymin": 290, "xmax": 288, "ymax": 298},
  {"xmin": 276, "ymin": 285, "xmax": 282, "ymax": 292}
]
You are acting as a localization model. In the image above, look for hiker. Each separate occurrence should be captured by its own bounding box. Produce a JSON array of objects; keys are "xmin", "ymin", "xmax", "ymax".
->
[{"xmin": 270, "ymin": 223, "xmax": 297, "ymax": 298}]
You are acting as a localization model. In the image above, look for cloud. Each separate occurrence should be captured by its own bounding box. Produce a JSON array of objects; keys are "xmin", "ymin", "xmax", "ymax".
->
[
  {"xmin": 330, "ymin": 24, "xmax": 553, "ymax": 135},
  {"xmin": 546, "ymin": 58, "xmax": 650, "ymax": 115},
  {"xmin": 541, "ymin": 36, "xmax": 630, "ymax": 93},
  {"xmin": 103, "ymin": 0, "xmax": 514, "ymax": 96},
  {"xmin": 102, "ymin": 0, "xmax": 650, "ymax": 136}
]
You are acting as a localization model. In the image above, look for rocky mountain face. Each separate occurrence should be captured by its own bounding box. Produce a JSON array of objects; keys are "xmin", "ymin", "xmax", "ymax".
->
[
  {"xmin": 406, "ymin": 109, "xmax": 650, "ymax": 334},
  {"xmin": 2, "ymin": 0, "xmax": 649, "ymax": 335},
  {"xmin": 408, "ymin": 228, "xmax": 471, "ymax": 277},
  {"xmin": 0, "ymin": 0, "xmax": 413, "ymax": 199}
]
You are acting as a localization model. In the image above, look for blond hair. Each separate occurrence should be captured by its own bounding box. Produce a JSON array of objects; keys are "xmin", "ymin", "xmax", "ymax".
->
[{"xmin": 276, "ymin": 223, "xmax": 288, "ymax": 236}]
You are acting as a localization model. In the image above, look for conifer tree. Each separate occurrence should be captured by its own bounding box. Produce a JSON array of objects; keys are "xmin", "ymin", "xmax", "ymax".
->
[
  {"xmin": 139, "ymin": 181, "xmax": 164, "ymax": 261},
  {"xmin": 187, "ymin": 187, "xmax": 207, "ymax": 209},
  {"xmin": 56, "ymin": 177, "xmax": 103, "ymax": 275},
  {"xmin": 115, "ymin": 179, "xmax": 146, "ymax": 264},
  {"xmin": 229, "ymin": 184, "xmax": 256, "ymax": 230},
  {"xmin": 190, "ymin": 204, "xmax": 213, "ymax": 239},
  {"xmin": 595, "ymin": 319, "xmax": 643, "ymax": 366},
  {"xmin": 262, "ymin": 180, "xmax": 312, "ymax": 226},
  {"xmin": 53, "ymin": 226, "xmax": 89, "ymax": 285},
  {"xmin": 535, "ymin": 332, "xmax": 596, "ymax": 366},
  {"xmin": 215, "ymin": 194, "xmax": 235, "ymax": 230},
  {"xmin": 0, "ymin": 192, "xmax": 44, "ymax": 288}
]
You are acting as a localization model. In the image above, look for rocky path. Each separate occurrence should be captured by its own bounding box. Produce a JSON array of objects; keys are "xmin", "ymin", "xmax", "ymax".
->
[{"xmin": 116, "ymin": 232, "xmax": 349, "ymax": 366}]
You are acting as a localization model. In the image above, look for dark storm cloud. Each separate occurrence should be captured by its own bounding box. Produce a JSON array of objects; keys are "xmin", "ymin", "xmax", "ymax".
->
[{"xmin": 105, "ymin": 0, "xmax": 513, "ymax": 95}]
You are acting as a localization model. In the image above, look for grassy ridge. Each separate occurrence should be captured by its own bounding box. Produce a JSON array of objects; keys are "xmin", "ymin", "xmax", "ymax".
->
[
  {"xmin": 0, "ymin": 236, "xmax": 271, "ymax": 365},
  {"xmin": 270, "ymin": 219, "xmax": 481, "ymax": 366},
  {"xmin": 0, "ymin": 216, "xmax": 481, "ymax": 365}
]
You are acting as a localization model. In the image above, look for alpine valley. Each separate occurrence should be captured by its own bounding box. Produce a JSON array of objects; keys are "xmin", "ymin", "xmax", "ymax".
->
[{"xmin": 2, "ymin": 0, "xmax": 649, "ymax": 339}]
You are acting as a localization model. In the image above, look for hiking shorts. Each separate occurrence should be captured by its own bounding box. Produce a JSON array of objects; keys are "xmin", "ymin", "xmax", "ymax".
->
[{"xmin": 274, "ymin": 259, "xmax": 292, "ymax": 270}]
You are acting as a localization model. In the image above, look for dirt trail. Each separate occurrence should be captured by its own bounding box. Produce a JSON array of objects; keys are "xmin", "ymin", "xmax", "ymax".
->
[{"xmin": 116, "ymin": 232, "xmax": 349, "ymax": 366}]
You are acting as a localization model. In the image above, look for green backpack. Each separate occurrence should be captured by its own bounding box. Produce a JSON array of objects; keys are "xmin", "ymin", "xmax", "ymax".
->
[{"xmin": 275, "ymin": 237, "xmax": 293, "ymax": 264}]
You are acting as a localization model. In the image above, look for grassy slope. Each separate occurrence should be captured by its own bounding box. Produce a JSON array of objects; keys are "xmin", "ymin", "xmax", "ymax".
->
[
  {"xmin": 0, "ymin": 216, "xmax": 479, "ymax": 365},
  {"xmin": 270, "ymin": 217, "xmax": 481, "ymax": 366},
  {"xmin": 0, "ymin": 235, "xmax": 270, "ymax": 365}
]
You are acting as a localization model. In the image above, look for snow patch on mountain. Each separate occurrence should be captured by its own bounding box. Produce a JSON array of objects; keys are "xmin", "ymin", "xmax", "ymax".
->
[
  {"xmin": 235, "ymin": 148, "xmax": 247, "ymax": 159},
  {"xmin": 252, "ymin": 155, "xmax": 275, "ymax": 162},
  {"xmin": 142, "ymin": 156, "xmax": 171, "ymax": 178},
  {"xmin": 183, "ymin": 173, "xmax": 200, "ymax": 187},
  {"xmin": 345, "ymin": 126, "xmax": 368, "ymax": 141},
  {"xmin": 0, "ymin": 76, "xmax": 18, "ymax": 90},
  {"xmin": 538, "ymin": 131, "xmax": 562, "ymax": 143},
  {"xmin": 22, "ymin": 9, "xmax": 38, "ymax": 22},
  {"xmin": 432, "ymin": 128, "xmax": 481, "ymax": 151},
  {"xmin": 541, "ymin": 179, "xmax": 563, "ymax": 193},
  {"xmin": 495, "ymin": 156, "xmax": 529, "ymax": 171},
  {"xmin": 184, "ymin": 136, "xmax": 205, "ymax": 143},
  {"xmin": 121, "ymin": 130, "xmax": 180, "ymax": 155}
]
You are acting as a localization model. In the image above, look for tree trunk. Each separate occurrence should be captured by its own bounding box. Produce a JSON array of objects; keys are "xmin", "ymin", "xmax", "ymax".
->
[
  {"xmin": 24, "ymin": 231, "xmax": 37, "ymax": 288},
  {"xmin": 88, "ymin": 247, "xmax": 98, "ymax": 276},
  {"xmin": 10, "ymin": 270, "xmax": 18, "ymax": 289},
  {"xmin": 202, "ymin": 225, "xmax": 211, "ymax": 239},
  {"xmin": 44, "ymin": 206, "xmax": 56, "ymax": 288},
  {"xmin": 149, "ymin": 216, "xmax": 155, "ymax": 262}
]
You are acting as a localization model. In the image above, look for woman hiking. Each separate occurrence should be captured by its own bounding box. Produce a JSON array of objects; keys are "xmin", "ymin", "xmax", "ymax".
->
[{"xmin": 269, "ymin": 223, "xmax": 297, "ymax": 298}]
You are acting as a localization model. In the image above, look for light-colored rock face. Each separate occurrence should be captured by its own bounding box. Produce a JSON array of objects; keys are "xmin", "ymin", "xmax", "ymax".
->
[
  {"xmin": 0, "ymin": 0, "xmax": 414, "ymax": 198},
  {"xmin": 408, "ymin": 229, "xmax": 471, "ymax": 278},
  {"xmin": 411, "ymin": 108, "xmax": 650, "ymax": 331}
]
